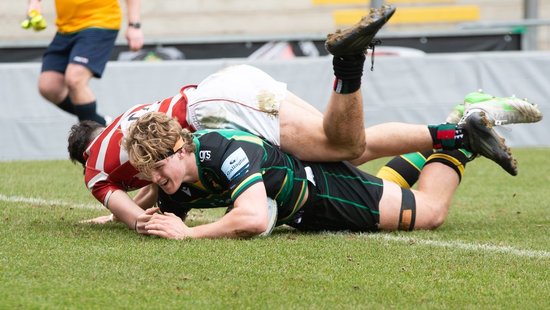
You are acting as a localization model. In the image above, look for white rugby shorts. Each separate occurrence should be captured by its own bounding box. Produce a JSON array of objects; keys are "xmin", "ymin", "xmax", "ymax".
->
[{"xmin": 185, "ymin": 64, "xmax": 287, "ymax": 146}]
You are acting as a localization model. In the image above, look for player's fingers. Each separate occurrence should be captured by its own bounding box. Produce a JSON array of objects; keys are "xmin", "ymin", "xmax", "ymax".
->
[
  {"xmin": 146, "ymin": 229, "xmax": 169, "ymax": 239},
  {"xmin": 144, "ymin": 207, "xmax": 160, "ymax": 215},
  {"xmin": 150, "ymin": 213, "xmax": 167, "ymax": 221}
]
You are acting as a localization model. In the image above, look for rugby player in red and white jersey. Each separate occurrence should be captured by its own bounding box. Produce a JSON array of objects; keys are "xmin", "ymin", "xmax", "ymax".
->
[{"xmin": 80, "ymin": 89, "xmax": 192, "ymax": 221}]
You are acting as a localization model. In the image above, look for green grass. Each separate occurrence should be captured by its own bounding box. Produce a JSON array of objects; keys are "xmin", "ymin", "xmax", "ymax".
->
[{"xmin": 1, "ymin": 149, "xmax": 549, "ymax": 309}]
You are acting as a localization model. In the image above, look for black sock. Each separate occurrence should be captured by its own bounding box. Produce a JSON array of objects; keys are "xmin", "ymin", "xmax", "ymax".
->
[
  {"xmin": 57, "ymin": 96, "xmax": 76, "ymax": 115},
  {"xmin": 332, "ymin": 55, "xmax": 365, "ymax": 94},
  {"xmin": 73, "ymin": 101, "xmax": 106, "ymax": 126}
]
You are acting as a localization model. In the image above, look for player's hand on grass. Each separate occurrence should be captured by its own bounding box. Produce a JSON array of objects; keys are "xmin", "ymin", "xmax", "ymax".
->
[
  {"xmin": 135, "ymin": 207, "xmax": 158, "ymax": 234},
  {"xmin": 144, "ymin": 209, "xmax": 192, "ymax": 239}
]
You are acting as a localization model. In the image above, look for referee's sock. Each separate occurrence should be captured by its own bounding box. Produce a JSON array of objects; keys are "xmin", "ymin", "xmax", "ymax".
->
[
  {"xmin": 73, "ymin": 101, "xmax": 106, "ymax": 126},
  {"xmin": 57, "ymin": 96, "xmax": 76, "ymax": 115}
]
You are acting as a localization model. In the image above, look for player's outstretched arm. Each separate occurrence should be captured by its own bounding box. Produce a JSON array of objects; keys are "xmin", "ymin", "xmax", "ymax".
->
[
  {"xmin": 143, "ymin": 183, "xmax": 270, "ymax": 239},
  {"xmin": 82, "ymin": 185, "xmax": 158, "ymax": 225},
  {"xmin": 107, "ymin": 190, "xmax": 151, "ymax": 231}
]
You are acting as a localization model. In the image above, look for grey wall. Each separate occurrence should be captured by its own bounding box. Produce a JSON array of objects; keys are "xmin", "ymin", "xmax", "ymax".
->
[{"xmin": 1, "ymin": 51, "xmax": 548, "ymax": 161}]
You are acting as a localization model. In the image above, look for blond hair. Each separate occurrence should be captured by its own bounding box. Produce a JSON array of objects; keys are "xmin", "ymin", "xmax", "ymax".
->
[{"xmin": 123, "ymin": 112, "xmax": 195, "ymax": 176}]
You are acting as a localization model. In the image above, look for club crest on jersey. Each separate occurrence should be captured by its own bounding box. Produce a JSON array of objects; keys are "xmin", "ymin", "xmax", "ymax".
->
[
  {"xmin": 199, "ymin": 150, "xmax": 211, "ymax": 162},
  {"xmin": 221, "ymin": 147, "xmax": 249, "ymax": 181}
]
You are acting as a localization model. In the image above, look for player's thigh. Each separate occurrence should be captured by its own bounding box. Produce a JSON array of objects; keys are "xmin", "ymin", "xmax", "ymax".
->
[
  {"xmin": 378, "ymin": 180, "xmax": 403, "ymax": 230},
  {"xmin": 283, "ymin": 91, "xmax": 324, "ymax": 116},
  {"xmin": 279, "ymin": 92, "xmax": 345, "ymax": 161}
]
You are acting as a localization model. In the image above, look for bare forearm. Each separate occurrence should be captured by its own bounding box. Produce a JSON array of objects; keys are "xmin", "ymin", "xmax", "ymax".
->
[
  {"xmin": 106, "ymin": 190, "xmax": 145, "ymax": 229},
  {"xmin": 189, "ymin": 210, "xmax": 264, "ymax": 239}
]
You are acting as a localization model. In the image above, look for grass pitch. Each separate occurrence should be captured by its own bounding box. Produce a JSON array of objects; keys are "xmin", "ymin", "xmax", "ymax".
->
[{"xmin": 1, "ymin": 149, "xmax": 549, "ymax": 309}]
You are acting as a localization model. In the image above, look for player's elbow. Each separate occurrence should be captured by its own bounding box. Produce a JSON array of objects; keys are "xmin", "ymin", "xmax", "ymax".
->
[
  {"xmin": 233, "ymin": 211, "xmax": 269, "ymax": 238},
  {"xmin": 240, "ymin": 216, "xmax": 268, "ymax": 237}
]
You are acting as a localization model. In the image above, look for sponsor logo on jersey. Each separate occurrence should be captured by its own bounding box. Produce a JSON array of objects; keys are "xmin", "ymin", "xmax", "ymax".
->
[
  {"xmin": 221, "ymin": 147, "xmax": 249, "ymax": 181},
  {"xmin": 199, "ymin": 150, "xmax": 211, "ymax": 162},
  {"xmin": 180, "ymin": 186, "xmax": 191, "ymax": 196}
]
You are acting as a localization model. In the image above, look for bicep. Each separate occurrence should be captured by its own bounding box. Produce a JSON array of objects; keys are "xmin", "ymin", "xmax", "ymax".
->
[{"xmin": 232, "ymin": 182, "xmax": 269, "ymax": 226}]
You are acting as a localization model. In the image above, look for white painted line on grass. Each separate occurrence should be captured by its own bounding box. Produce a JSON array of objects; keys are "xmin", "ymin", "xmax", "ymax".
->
[
  {"xmin": 0, "ymin": 193, "xmax": 103, "ymax": 210},
  {"xmin": 367, "ymin": 234, "xmax": 550, "ymax": 259},
  {"xmin": 2, "ymin": 193, "xmax": 548, "ymax": 259}
]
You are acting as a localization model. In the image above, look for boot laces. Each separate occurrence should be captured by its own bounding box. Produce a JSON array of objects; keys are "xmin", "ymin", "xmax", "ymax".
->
[{"xmin": 368, "ymin": 39, "xmax": 382, "ymax": 71}]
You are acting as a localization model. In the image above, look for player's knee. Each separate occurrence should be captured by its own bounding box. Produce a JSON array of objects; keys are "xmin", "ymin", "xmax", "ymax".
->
[
  {"xmin": 344, "ymin": 139, "xmax": 367, "ymax": 160},
  {"xmin": 420, "ymin": 203, "xmax": 449, "ymax": 230}
]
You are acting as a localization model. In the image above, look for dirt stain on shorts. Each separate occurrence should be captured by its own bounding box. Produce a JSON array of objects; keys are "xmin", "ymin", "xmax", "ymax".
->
[{"xmin": 257, "ymin": 90, "xmax": 279, "ymax": 118}]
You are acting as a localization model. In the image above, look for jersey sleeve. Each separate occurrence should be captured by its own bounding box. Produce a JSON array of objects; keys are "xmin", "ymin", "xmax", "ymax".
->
[
  {"xmin": 217, "ymin": 140, "xmax": 265, "ymax": 202},
  {"xmin": 85, "ymin": 167, "xmax": 125, "ymax": 206}
]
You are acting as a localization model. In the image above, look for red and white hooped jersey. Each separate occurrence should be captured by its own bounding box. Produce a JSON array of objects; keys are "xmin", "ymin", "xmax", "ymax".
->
[{"xmin": 83, "ymin": 86, "xmax": 196, "ymax": 206}]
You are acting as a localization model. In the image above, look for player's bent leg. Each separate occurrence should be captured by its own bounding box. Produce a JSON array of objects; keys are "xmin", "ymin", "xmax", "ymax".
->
[
  {"xmin": 379, "ymin": 162, "xmax": 460, "ymax": 231},
  {"xmin": 321, "ymin": 8, "xmax": 398, "ymax": 161},
  {"xmin": 279, "ymin": 91, "xmax": 365, "ymax": 161},
  {"xmin": 324, "ymin": 91, "xmax": 366, "ymax": 159},
  {"xmin": 375, "ymin": 150, "xmax": 434, "ymax": 188},
  {"xmin": 350, "ymin": 123, "xmax": 433, "ymax": 165}
]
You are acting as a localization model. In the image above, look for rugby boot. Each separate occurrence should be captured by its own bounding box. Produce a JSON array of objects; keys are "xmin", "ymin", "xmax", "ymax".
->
[
  {"xmin": 460, "ymin": 111, "xmax": 518, "ymax": 176},
  {"xmin": 325, "ymin": 5, "xmax": 396, "ymax": 56},
  {"xmin": 446, "ymin": 91, "xmax": 543, "ymax": 125}
]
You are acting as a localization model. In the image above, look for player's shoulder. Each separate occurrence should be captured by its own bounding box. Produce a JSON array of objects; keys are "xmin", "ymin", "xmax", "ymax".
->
[{"xmin": 195, "ymin": 129, "xmax": 264, "ymax": 146}]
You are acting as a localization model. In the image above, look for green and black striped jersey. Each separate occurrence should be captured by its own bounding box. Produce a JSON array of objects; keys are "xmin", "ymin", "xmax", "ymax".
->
[{"xmin": 157, "ymin": 129, "xmax": 309, "ymax": 224}]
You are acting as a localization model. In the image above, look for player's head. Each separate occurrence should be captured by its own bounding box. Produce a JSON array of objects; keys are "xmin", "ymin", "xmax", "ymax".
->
[
  {"xmin": 123, "ymin": 112, "xmax": 195, "ymax": 177},
  {"xmin": 67, "ymin": 120, "xmax": 105, "ymax": 167}
]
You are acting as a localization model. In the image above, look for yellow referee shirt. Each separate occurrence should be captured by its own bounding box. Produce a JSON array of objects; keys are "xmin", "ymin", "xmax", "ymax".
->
[{"xmin": 55, "ymin": 0, "xmax": 122, "ymax": 33}]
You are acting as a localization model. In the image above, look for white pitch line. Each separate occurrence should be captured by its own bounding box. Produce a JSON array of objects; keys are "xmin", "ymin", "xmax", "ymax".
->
[
  {"xmin": 366, "ymin": 233, "xmax": 550, "ymax": 259},
  {"xmin": 0, "ymin": 193, "xmax": 103, "ymax": 210},
  {"xmin": 2, "ymin": 193, "xmax": 549, "ymax": 259}
]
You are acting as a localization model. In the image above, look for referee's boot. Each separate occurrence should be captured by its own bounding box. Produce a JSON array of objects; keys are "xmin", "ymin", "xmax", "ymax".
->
[
  {"xmin": 460, "ymin": 111, "xmax": 518, "ymax": 176},
  {"xmin": 325, "ymin": 5, "xmax": 396, "ymax": 57}
]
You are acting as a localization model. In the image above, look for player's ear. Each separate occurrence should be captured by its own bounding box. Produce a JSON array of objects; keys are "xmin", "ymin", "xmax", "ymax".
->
[{"xmin": 177, "ymin": 149, "xmax": 187, "ymax": 159}]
